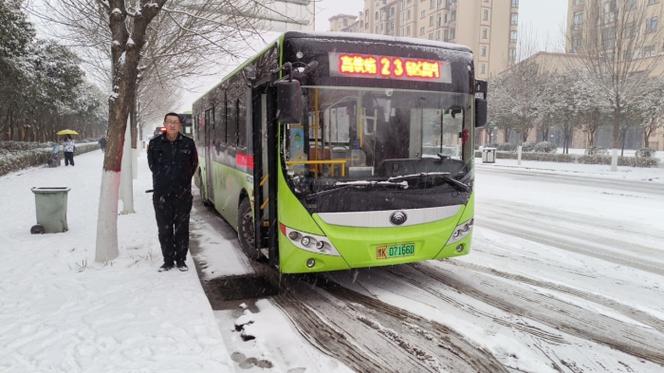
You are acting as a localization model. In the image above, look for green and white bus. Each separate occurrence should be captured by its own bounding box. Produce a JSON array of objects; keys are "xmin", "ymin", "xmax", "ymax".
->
[{"xmin": 192, "ymin": 32, "xmax": 486, "ymax": 274}]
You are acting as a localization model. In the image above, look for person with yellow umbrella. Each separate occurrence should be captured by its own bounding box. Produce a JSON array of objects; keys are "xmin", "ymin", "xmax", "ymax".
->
[{"xmin": 57, "ymin": 129, "xmax": 79, "ymax": 166}]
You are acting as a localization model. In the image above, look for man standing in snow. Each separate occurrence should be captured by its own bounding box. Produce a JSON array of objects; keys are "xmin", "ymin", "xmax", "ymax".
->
[{"xmin": 147, "ymin": 113, "xmax": 198, "ymax": 272}]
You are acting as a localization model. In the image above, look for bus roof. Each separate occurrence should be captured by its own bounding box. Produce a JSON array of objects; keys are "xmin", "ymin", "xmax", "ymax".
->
[{"xmin": 283, "ymin": 31, "xmax": 473, "ymax": 54}]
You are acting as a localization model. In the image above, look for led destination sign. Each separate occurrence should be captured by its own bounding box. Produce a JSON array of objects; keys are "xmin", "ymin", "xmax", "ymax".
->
[{"xmin": 329, "ymin": 52, "xmax": 452, "ymax": 83}]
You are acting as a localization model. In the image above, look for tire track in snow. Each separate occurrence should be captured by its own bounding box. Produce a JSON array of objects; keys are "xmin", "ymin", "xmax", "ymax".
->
[
  {"xmin": 274, "ymin": 279, "xmax": 508, "ymax": 373},
  {"xmin": 448, "ymin": 261, "xmax": 664, "ymax": 335},
  {"xmin": 411, "ymin": 263, "xmax": 664, "ymax": 366},
  {"xmin": 479, "ymin": 205, "xmax": 664, "ymax": 263},
  {"xmin": 383, "ymin": 266, "xmax": 568, "ymax": 346},
  {"xmin": 479, "ymin": 219, "xmax": 664, "ymax": 277}
]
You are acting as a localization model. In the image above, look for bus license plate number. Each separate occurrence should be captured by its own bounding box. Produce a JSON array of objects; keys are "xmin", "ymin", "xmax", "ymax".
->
[{"xmin": 376, "ymin": 242, "xmax": 415, "ymax": 259}]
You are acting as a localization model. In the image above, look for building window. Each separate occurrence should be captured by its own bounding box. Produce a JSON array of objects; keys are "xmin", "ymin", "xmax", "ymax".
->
[
  {"xmin": 420, "ymin": 26, "xmax": 425, "ymax": 35},
  {"xmin": 574, "ymin": 0, "xmax": 584, "ymax": 5},
  {"xmin": 647, "ymin": 0, "xmax": 658, "ymax": 5},
  {"xmin": 480, "ymin": 63, "xmax": 487, "ymax": 74},
  {"xmin": 482, "ymin": 8, "xmax": 490, "ymax": 22},
  {"xmin": 512, "ymin": 0, "xmax": 519, "ymax": 7},
  {"xmin": 573, "ymin": 11, "xmax": 584, "ymax": 30},
  {"xmin": 481, "ymin": 46, "xmax": 487, "ymax": 56},
  {"xmin": 421, "ymin": 10, "xmax": 426, "ymax": 18},
  {"xmin": 509, "ymin": 47, "xmax": 516, "ymax": 62},
  {"xmin": 646, "ymin": 17, "xmax": 658, "ymax": 33},
  {"xmin": 510, "ymin": 30, "xmax": 517, "ymax": 42},
  {"xmin": 511, "ymin": 13, "xmax": 518, "ymax": 25},
  {"xmin": 482, "ymin": 28, "xmax": 489, "ymax": 39},
  {"xmin": 642, "ymin": 45, "xmax": 656, "ymax": 56}
]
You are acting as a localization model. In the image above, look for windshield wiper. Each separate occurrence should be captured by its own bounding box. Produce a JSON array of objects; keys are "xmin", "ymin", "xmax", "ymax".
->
[
  {"xmin": 388, "ymin": 172, "xmax": 471, "ymax": 193},
  {"xmin": 305, "ymin": 180, "xmax": 409, "ymax": 198}
]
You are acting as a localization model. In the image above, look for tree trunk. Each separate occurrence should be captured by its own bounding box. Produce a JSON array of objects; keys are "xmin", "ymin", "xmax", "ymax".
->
[
  {"xmin": 95, "ymin": 0, "xmax": 167, "ymax": 263},
  {"xmin": 612, "ymin": 105, "xmax": 621, "ymax": 149}
]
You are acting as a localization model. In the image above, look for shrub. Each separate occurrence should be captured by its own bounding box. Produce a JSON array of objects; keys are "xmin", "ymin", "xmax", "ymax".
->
[
  {"xmin": 496, "ymin": 143, "xmax": 517, "ymax": 152},
  {"xmin": 533, "ymin": 141, "xmax": 557, "ymax": 153},
  {"xmin": 520, "ymin": 142, "xmax": 536, "ymax": 152},
  {"xmin": 635, "ymin": 148, "xmax": 654, "ymax": 158},
  {"xmin": 585, "ymin": 147, "xmax": 608, "ymax": 156}
]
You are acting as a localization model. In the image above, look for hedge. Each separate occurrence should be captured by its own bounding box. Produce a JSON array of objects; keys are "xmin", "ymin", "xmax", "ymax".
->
[
  {"xmin": 0, "ymin": 142, "xmax": 100, "ymax": 176},
  {"xmin": 475, "ymin": 150, "xmax": 659, "ymax": 168}
]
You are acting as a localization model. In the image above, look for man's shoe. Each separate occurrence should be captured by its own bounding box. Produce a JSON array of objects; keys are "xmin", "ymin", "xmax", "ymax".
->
[
  {"xmin": 158, "ymin": 263, "xmax": 174, "ymax": 272},
  {"xmin": 176, "ymin": 262, "xmax": 188, "ymax": 272}
]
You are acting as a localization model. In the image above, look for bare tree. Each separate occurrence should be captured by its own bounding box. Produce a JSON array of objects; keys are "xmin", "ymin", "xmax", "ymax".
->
[
  {"xmin": 568, "ymin": 0, "xmax": 664, "ymax": 150},
  {"xmin": 29, "ymin": 0, "xmax": 304, "ymax": 262}
]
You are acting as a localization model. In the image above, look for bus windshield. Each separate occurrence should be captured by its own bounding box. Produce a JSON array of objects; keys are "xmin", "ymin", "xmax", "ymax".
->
[{"xmin": 282, "ymin": 86, "xmax": 474, "ymax": 207}]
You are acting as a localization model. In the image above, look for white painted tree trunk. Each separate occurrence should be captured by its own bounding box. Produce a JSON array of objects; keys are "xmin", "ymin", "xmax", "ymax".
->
[
  {"xmin": 517, "ymin": 145, "xmax": 523, "ymax": 165},
  {"xmin": 611, "ymin": 148, "xmax": 618, "ymax": 172},
  {"xmin": 132, "ymin": 148, "xmax": 138, "ymax": 180},
  {"xmin": 95, "ymin": 171, "xmax": 121, "ymax": 262},
  {"xmin": 120, "ymin": 122, "xmax": 135, "ymax": 214}
]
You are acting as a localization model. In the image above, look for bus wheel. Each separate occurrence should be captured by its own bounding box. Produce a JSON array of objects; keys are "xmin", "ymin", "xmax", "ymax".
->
[{"xmin": 238, "ymin": 198, "xmax": 260, "ymax": 260}]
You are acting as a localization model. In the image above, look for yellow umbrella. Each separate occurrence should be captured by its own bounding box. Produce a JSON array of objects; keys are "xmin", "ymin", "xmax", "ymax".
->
[{"xmin": 57, "ymin": 129, "xmax": 80, "ymax": 136}]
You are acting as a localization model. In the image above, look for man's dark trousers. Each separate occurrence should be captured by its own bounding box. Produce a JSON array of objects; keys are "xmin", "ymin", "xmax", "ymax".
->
[{"xmin": 153, "ymin": 193, "xmax": 193, "ymax": 265}]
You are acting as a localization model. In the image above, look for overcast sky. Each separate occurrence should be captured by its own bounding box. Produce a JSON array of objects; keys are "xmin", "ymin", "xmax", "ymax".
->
[{"xmin": 314, "ymin": 0, "xmax": 568, "ymax": 52}]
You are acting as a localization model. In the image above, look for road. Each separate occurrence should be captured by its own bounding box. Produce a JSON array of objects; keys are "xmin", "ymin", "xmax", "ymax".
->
[{"xmin": 194, "ymin": 166, "xmax": 664, "ymax": 373}]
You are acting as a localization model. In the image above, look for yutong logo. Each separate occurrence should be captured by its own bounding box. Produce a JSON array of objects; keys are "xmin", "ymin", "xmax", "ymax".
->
[{"xmin": 390, "ymin": 211, "xmax": 408, "ymax": 226}]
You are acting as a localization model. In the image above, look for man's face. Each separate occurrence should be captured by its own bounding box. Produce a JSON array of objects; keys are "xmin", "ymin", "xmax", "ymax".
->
[{"xmin": 164, "ymin": 115, "xmax": 181, "ymax": 138}]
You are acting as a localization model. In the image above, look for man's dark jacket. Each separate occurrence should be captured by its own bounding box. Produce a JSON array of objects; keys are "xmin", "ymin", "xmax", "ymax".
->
[{"xmin": 147, "ymin": 133, "xmax": 198, "ymax": 196}]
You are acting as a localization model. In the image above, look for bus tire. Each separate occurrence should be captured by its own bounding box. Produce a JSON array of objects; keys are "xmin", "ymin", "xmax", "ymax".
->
[{"xmin": 238, "ymin": 197, "xmax": 260, "ymax": 261}]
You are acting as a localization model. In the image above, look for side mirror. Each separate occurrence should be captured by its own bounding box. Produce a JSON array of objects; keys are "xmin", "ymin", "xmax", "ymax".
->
[
  {"xmin": 475, "ymin": 98, "xmax": 487, "ymax": 128},
  {"xmin": 275, "ymin": 79, "xmax": 303, "ymax": 123}
]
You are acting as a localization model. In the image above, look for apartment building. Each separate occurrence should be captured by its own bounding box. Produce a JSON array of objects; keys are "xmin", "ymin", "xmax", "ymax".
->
[
  {"xmin": 330, "ymin": 0, "xmax": 519, "ymax": 79},
  {"xmin": 566, "ymin": 0, "xmax": 664, "ymax": 55},
  {"xmin": 329, "ymin": 14, "xmax": 363, "ymax": 33}
]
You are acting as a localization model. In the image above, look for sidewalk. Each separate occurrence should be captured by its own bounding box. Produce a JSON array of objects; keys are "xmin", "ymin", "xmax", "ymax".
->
[
  {"xmin": 0, "ymin": 150, "xmax": 231, "ymax": 373},
  {"xmin": 476, "ymin": 157, "xmax": 664, "ymax": 184}
]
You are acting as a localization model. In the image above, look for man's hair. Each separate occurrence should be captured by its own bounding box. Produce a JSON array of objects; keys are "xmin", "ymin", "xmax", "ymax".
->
[{"xmin": 163, "ymin": 112, "xmax": 183, "ymax": 124}]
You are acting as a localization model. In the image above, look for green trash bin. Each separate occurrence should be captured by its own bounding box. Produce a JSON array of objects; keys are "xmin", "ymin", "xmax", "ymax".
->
[{"xmin": 31, "ymin": 187, "xmax": 70, "ymax": 233}]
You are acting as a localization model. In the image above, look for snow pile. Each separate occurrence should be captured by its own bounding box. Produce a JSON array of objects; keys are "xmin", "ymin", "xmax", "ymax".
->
[{"xmin": 0, "ymin": 150, "xmax": 231, "ymax": 372}]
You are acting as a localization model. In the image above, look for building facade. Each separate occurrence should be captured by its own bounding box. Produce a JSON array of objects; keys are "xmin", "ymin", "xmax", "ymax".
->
[
  {"xmin": 329, "ymin": 0, "xmax": 519, "ymax": 80},
  {"xmin": 329, "ymin": 14, "xmax": 363, "ymax": 33},
  {"xmin": 566, "ymin": 0, "xmax": 664, "ymax": 55}
]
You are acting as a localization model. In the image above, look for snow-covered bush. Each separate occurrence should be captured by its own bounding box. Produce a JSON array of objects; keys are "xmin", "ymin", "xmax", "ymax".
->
[
  {"xmin": 533, "ymin": 141, "xmax": 557, "ymax": 153},
  {"xmin": 585, "ymin": 147, "xmax": 609, "ymax": 156},
  {"xmin": 496, "ymin": 143, "xmax": 517, "ymax": 152},
  {"xmin": 474, "ymin": 150, "xmax": 658, "ymax": 167},
  {"xmin": 0, "ymin": 142, "xmax": 99, "ymax": 176},
  {"xmin": 635, "ymin": 148, "xmax": 654, "ymax": 158},
  {"xmin": 521, "ymin": 142, "xmax": 536, "ymax": 152}
]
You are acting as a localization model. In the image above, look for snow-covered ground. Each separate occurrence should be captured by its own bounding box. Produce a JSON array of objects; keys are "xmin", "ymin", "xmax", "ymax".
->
[
  {"xmin": 477, "ymin": 156, "xmax": 664, "ymax": 183},
  {"xmin": 2, "ymin": 149, "xmax": 664, "ymax": 372},
  {"xmin": 0, "ymin": 151, "xmax": 233, "ymax": 373}
]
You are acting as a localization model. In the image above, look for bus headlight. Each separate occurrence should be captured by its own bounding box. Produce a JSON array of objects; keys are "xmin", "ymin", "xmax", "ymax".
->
[
  {"xmin": 280, "ymin": 224, "xmax": 340, "ymax": 256},
  {"xmin": 446, "ymin": 219, "xmax": 474, "ymax": 244}
]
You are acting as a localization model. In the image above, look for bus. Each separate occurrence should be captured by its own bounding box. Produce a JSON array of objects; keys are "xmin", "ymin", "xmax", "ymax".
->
[{"xmin": 192, "ymin": 31, "xmax": 487, "ymax": 274}]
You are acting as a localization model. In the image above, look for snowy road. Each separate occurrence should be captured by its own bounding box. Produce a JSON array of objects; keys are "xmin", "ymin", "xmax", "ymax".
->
[{"xmin": 197, "ymin": 164, "xmax": 664, "ymax": 372}]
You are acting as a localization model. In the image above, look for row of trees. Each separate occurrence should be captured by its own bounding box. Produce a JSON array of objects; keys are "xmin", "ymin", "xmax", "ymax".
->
[
  {"xmin": 489, "ymin": 60, "xmax": 664, "ymax": 154},
  {"xmin": 29, "ymin": 0, "xmax": 297, "ymax": 262},
  {"xmin": 0, "ymin": 0, "xmax": 106, "ymax": 141},
  {"xmin": 489, "ymin": 0, "xmax": 664, "ymax": 154}
]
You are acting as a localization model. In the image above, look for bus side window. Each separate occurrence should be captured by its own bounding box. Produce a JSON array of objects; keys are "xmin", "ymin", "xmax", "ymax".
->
[
  {"xmin": 227, "ymin": 94, "xmax": 237, "ymax": 147},
  {"xmin": 221, "ymin": 92, "xmax": 227, "ymax": 144},
  {"xmin": 238, "ymin": 97, "xmax": 246, "ymax": 148}
]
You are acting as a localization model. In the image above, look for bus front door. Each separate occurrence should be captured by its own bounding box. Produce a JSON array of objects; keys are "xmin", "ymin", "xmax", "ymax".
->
[{"xmin": 252, "ymin": 85, "xmax": 278, "ymax": 266}]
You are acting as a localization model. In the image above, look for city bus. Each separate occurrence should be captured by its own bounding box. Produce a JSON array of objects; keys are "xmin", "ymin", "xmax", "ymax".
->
[{"xmin": 192, "ymin": 31, "xmax": 486, "ymax": 274}]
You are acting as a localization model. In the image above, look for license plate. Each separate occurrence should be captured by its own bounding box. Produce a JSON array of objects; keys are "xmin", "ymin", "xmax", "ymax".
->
[{"xmin": 376, "ymin": 242, "xmax": 416, "ymax": 259}]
